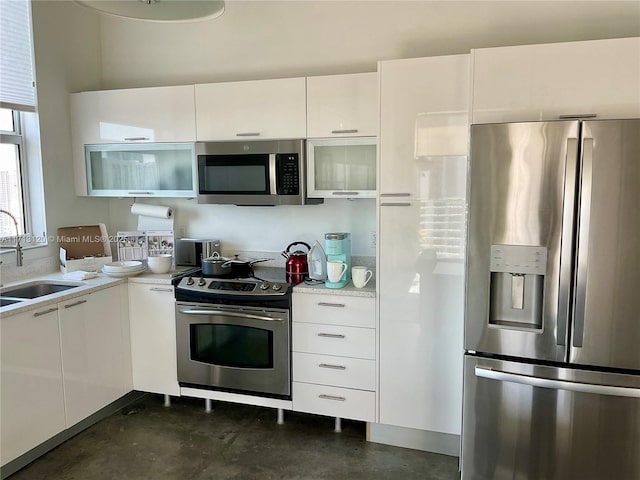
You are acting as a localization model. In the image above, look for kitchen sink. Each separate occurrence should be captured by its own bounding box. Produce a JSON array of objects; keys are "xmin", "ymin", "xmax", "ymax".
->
[
  {"xmin": 1, "ymin": 297, "xmax": 24, "ymax": 307},
  {"xmin": 0, "ymin": 281, "xmax": 83, "ymax": 300}
]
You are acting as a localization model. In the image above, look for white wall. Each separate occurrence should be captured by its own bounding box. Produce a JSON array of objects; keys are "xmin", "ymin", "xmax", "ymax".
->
[{"xmin": 26, "ymin": 1, "xmax": 109, "ymax": 262}]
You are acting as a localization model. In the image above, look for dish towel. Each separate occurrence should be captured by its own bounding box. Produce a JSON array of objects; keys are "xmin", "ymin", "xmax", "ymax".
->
[{"xmin": 63, "ymin": 270, "xmax": 98, "ymax": 281}]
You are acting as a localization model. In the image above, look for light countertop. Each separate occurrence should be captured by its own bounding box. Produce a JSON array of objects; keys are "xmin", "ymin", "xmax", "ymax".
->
[{"xmin": 293, "ymin": 279, "xmax": 376, "ymax": 298}]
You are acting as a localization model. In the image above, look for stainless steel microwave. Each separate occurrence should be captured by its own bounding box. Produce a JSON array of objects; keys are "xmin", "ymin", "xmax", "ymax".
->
[{"xmin": 195, "ymin": 139, "xmax": 322, "ymax": 206}]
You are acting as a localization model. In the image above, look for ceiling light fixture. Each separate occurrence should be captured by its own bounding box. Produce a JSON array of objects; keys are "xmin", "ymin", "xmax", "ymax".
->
[{"xmin": 74, "ymin": 0, "xmax": 225, "ymax": 23}]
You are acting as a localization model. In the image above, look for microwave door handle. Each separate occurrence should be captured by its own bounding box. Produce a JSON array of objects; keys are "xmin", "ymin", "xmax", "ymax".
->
[
  {"xmin": 269, "ymin": 153, "xmax": 278, "ymax": 195},
  {"xmin": 178, "ymin": 308, "xmax": 283, "ymax": 322}
]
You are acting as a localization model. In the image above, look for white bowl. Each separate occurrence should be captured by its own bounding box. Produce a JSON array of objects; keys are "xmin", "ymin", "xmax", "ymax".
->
[{"xmin": 147, "ymin": 254, "xmax": 172, "ymax": 274}]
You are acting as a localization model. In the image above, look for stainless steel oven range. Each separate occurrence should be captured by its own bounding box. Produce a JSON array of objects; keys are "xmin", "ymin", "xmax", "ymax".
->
[{"xmin": 175, "ymin": 267, "xmax": 291, "ymax": 399}]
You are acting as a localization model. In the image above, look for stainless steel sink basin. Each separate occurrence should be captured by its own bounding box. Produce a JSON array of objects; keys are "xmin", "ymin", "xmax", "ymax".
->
[
  {"xmin": 1, "ymin": 297, "xmax": 24, "ymax": 307},
  {"xmin": 1, "ymin": 281, "xmax": 84, "ymax": 300}
]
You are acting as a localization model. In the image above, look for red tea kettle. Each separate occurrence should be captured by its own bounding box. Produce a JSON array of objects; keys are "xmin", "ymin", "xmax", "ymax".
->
[{"xmin": 282, "ymin": 242, "xmax": 311, "ymax": 285}]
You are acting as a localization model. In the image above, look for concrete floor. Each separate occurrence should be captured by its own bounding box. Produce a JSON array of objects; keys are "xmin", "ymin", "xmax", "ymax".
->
[{"xmin": 8, "ymin": 394, "xmax": 460, "ymax": 480}]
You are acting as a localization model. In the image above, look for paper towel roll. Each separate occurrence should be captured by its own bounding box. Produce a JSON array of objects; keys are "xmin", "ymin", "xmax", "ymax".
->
[
  {"xmin": 131, "ymin": 203, "xmax": 174, "ymax": 230},
  {"xmin": 131, "ymin": 203, "xmax": 173, "ymax": 219}
]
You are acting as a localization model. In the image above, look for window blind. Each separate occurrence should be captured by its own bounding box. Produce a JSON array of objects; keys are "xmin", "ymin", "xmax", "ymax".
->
[{"xmin": 0, "ymin": 0, "xmax": 35, "ymax": 112}]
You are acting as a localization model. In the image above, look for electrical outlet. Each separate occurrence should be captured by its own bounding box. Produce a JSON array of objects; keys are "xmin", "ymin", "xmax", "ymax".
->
[{"xmin": 369, "ymin": 230, "xmax": 377, "ymax": 249}]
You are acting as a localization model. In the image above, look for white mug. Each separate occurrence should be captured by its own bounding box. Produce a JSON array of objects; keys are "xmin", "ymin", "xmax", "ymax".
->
[
  {"xmin": 326, "ymin": 261, "xmax": 347, "ymax": 283},
  {"xmin": 352, "ymin": 266, "xmax": 373, "ymax": 288}
]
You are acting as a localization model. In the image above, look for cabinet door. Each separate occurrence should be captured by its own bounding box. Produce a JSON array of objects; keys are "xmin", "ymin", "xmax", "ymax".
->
[
  {"xmin": 306, "ymin": 72, "xmax": 378, "ymax": 138},
  {"xmin": 1, "ymin": 307, "xmax": 66, "ymax": 465},
  {"xmin": 195, "ymin": 78, "xmax": 306, "ymax": 140},
  {"xmin": 70, "ymin": 85, "xmax": 196, "ymax": 195},
  {"xmin": 307, "ymin": 137, "xmax": 377, "ymax": 198},
  {"xmin": 378, "ymin": 200, "xmax": 465, "ymax": 434},
  {"xmin": 379, "ymin": 55, "xmax": 470, "ymax": 198},
  {"xmin": 128, "ymin": 283, "xmax": 180, "ymax": 396},
  {"xmin": 59, "ymin": 287, "xmax": 127, "ymax": 427},
  {"xmin": 85, "ymin": 142, "xmax": 196, "ymax": 197},
  {"xmin": 472, "ymin": 37, "xmax": 640, "ymax": 124}
]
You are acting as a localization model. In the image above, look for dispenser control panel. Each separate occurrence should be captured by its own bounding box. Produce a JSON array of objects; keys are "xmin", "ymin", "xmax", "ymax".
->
[{"xmin": 489, "ymin": 245, "xmax": 547, "ymax": 275}]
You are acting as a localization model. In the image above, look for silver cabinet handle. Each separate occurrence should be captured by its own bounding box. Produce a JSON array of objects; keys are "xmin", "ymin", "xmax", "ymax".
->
[
  {"xmin": 236, "ymin": 132, "xmax": 260, "ymax": 137},
  {"xmin": 573, "ymin": 137, "xmax": 594, "ymax": 348},
  {"xmin": 475, "ymin": 366, "xmax": 640, "ymax": 398},
  {"xmin": 331, "ymin": 129, "xmax": 358, "ymax": 134},
  {"xmin": 557, "ymin": 137, "xmax": 579, "ymax": 346},
  {"xmin": 64, "ymin": 299, "xmax": 87, "ymax": 309},
  {"xmin": 179, "ymin": 308, "xmax": 282, "ymax": 322},
  {"xmin": 124, "ymin": 136, "xmax": 150, "ymax": 141},
  {"xmin": 150, "ymin": 287, "xmax": 173, "ymax": 292},
  {"xmin": 319, "ymin": 394, "xmax": 346, "ymax": 401},
  {"xmin": 34, "ymin": 307, "xmax": 58, "ymax": 317},
  {"xmin": 380, "ymin": 202, "xmax": 411, "ymax": 207},
  {"xmin": 380, "ymin": 193, "xmax": 411, "ymax": 197},
  {"xmin": 128, "ymin": 191, "xmax": 153, "ymax": 195},
  {"xmin": 558, "ymin": 114, "xmax": 597, "ymax": 119},
  {"xmin": 317, "ymin": 302, "xmax": 345, "ymax": 308},
  {"xmin": 317, "ymin": 333, "xmax": 345, "ymax": 339},
  {"xmin": 332, "ymin": 191, "xmax": 360, "ymax": 196},
  {"xmin": 319, "ymin": 363, "xmax": 346, "ymax": 370}
]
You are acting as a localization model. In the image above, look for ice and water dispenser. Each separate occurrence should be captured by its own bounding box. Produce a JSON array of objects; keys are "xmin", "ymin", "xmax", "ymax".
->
[{"xmin": 488, "ymin": 245, "xmax": 547, "ymax": 329}]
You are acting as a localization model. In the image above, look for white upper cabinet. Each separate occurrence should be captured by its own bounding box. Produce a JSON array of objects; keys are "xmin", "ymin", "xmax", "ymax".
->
[
  {"xmin": 70, "ymin": 85, "xmax": 197, "ymax": 196},
  {"xmin": 70, "ymin": 85, "xmax": 197, "ymax": 144},
  {"xmin": 306, "ymin": 72, "xmax": 378, "ymax": 138},
  {"xmin": 472, "ymin": 37, "xmax": 640, "ymax": 123},
  {"xmin": 195, "ymin": 77, "xmax": 306, "ymax": 140},
  {"xmin": 379, "ymin": 54, "xmax": 470, "ymax": 199}
]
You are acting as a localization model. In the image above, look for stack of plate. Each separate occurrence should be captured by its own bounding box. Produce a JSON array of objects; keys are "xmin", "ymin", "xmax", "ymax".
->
[{"xmin": 102, "ymin": 260, "xmax": 146, "ymax": 278}]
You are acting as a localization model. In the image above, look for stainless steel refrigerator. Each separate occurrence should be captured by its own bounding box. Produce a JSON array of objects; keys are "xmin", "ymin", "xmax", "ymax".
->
[{"xmin": 462, "ymin": 119, "xmax": 640, "ymax": 480}]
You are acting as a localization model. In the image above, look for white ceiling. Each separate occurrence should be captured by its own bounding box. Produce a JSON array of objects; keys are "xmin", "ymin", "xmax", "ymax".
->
[{"xmin": 94, "ymin": 0, "xmax": 640, "ymax": 88}]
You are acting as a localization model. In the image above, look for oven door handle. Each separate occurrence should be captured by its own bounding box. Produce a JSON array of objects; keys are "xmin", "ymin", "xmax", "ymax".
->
[{"xmin": 178, "ymin": 308, "xmax": 284, "ymax": 322}]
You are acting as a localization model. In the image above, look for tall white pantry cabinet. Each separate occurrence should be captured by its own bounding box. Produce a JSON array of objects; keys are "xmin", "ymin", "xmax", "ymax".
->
[{"xmin": 376, "ymin": 54, "xmax": 470, "ymax": 449}]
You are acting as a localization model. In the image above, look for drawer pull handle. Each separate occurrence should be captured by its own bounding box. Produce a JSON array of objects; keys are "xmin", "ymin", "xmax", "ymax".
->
[
  {"xmin": 331, "ymin": 129, "xmax": 358, "ymax": 134},
  {"xmin": 317, "ymin": 333, "xmax": 346, "ymax": 339},
  {"xmin": 124, "ymin": 136, "xmax": 150, "ymax": 141},
  {"xmin": 319, "ymin": 394, "xmax": 346, "ymax": 402},
  {"xmin": 317, "ymin": 302, "xmax": 345, "ymax": 308},
  {"xmin": 236, "ymin": 132, "xmax": 260, "ymax": 137},
  {"xmin": 150, "ymin": 287, "xmax": 173, "ymax": 292},
  {"xmin": 319, "ymin": 363, "xmax": 346, "ymax": 370},
  {"xmin": 64, "ymin": 299, "xmax": 87, "ymax": 309},
  {"xmin": 33, "ymin": 307, "xmax": 58, "ymax": 317}
]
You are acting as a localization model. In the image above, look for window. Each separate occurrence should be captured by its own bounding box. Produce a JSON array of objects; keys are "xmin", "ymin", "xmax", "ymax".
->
[{"xmin": 0, "ymin": 0, "xmax": 45, "ymax": 248}]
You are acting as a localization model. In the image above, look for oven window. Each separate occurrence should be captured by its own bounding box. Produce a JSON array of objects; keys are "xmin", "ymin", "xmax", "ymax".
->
[
  {"xmin": 198, "ymin": 154, "xmax": 270, "ymax": 194},
  {"xmin": 190, "ymin": 324, "xmax": 274, "ymax": 369}
]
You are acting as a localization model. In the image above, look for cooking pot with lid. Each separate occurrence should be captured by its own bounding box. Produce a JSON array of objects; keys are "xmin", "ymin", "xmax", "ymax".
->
[{"xmin": 282, "ymin": 242, "xmax": 311, "ymax": 285}]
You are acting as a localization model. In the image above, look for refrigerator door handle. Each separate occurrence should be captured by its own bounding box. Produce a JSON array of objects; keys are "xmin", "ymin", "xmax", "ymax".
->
[
  {"xmin": 557, "ymin": 137, "xmax": 579, "ymax": 347},
  {"xmin": 475, "ymin": 366, "xmax": 640, "ymax": 398},
  {"xmin": 573, "ymin": 137, "xmax": 594, "ymax": 348}
]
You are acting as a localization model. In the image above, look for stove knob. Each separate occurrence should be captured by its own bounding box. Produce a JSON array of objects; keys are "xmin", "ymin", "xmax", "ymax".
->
[
  {"xmin": 198, "ymin": 277, "xmax": 206, "ymax": 286},
  {"xmin": 186, "ymin": 277, "xmax": 195, "ymax": 286},
  {"xmin": 259, "ymin": 283, "xmax": 269, "ymax": 290},
  {"xmin": 272, "ymin": 283, "xmax": 282, "ymax": 291}
]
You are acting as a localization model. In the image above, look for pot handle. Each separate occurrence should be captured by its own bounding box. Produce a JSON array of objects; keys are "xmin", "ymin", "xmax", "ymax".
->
[{"xmin": 286, "ymin": 241, "xmax": 311, "ymax": 254}]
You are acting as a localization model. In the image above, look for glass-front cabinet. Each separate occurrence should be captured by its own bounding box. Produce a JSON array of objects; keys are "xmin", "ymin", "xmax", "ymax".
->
[
  {"xmin": 85, "ymin": 143, "xmax": 196, "ymax": 197},
  {"xmin": 306, "ymin": 137, "xmax": 377, "ymax": 198}
]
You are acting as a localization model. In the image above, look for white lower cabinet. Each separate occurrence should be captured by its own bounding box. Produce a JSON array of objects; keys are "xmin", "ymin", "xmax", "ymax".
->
[
  {"xmin": 1, "ymin": 307, "xmax": 66, "ymax": 465},
  {"xmin": 128, "ymin": 282, "xmax": 180, "ymax": 396},
  {"xmin": 59, "ymin": 286, "xmax": 130, "ymax": 427},
  {"xmin": 292, "ymin": 292, "xmax": 376, "ymax": 422}
]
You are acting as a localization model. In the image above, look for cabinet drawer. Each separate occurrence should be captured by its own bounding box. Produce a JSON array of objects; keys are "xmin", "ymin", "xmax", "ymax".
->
[
  {"xmin": 293, "ymin": 382, "xmax": 375, "ymax": 422},
  {"xmin": 293, "ymin": 352, "xmax": 375, "ymax": 391},
  {"xmin": 293, "ymin": 293, "xmax": 375, "ymax": 328},
  {"xmin": 293, "ymin": 323, "xmax": 375, "ymax": 360}
]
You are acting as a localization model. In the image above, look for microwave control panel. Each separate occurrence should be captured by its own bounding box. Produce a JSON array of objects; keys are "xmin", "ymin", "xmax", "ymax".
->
[{"xmin": 276, "ymin": 154, "xmax": 300, "ymax": 195}]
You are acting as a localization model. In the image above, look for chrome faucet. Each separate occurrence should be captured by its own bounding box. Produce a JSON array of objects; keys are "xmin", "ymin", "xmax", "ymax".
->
[{"xmin": 0, "ymin": 209, "xmax": 23, "ymax": 267}]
